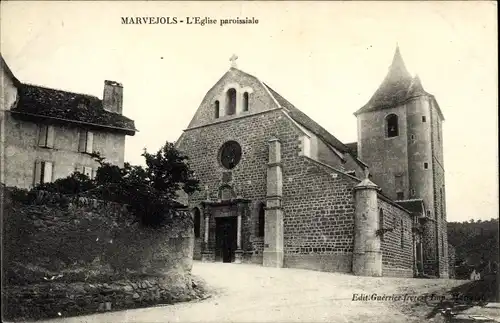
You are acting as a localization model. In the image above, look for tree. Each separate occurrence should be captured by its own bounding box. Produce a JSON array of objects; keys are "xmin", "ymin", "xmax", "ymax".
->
[
  {"xmin": 15, "ymin": 141, "xmax": 200, "ymax": 228},
  {"xmin": 92, "ymin": 142, "xmax": 200, "ymax": 227}
]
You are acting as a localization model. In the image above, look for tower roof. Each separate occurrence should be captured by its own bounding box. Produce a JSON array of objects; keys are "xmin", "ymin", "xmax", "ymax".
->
[
  {"xmin": 354, "ymin": 46, "xmax": 444, "ymax": 120},
  {"xmin": 388, "ymin": 45, "xmax": 412, "ymax": 80}
]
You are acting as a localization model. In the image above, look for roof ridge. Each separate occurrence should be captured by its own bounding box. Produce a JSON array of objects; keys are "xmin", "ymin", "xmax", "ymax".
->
[{"xmin": 21, "ymin": 82, "xmax": 101, "ymax": 101}]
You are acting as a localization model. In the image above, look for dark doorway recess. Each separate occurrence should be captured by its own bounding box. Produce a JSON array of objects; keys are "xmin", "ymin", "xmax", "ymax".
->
[{"xmin": 215, "ymin": 216, "xmax": 237, "ymax": 263}]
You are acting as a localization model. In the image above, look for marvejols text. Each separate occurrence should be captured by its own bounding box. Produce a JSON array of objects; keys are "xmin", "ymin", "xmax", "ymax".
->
[{"xmin": 121, "ymin": 16, "xmax": 259, "ymax": 26}]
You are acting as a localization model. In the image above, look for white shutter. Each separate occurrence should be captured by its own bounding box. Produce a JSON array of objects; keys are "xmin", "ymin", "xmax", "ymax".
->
[
  {"xmin": 43, "ymin": 161, "xmax": 53, "ymax": 183},
  {"xmin": 83, "ymin": 166, "xmax": 92, "ymax": 178},
  {"xmin": 38, "ymin": 125, "xmax": 48, "ymax": 147},
  {"xmin": 85, "ymin": 131, "xmax": 94, "ymax": 154},
  {"xmin": 78, "ymin": 130, "xmax": 86, "ymax": 152},
  {"xmin": 33, "ymin": 161, "xmax": 42, "ymax": 186},
  {"xmin": 46, "ymin": 125, "xmax": 55, "ymax": 148}
]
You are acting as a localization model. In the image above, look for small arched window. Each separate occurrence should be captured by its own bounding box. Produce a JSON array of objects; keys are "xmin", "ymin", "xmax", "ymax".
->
[
  {"xmin": 214, "ymin": 100, "xmax": 220, "ymax": 119},
  {"xmin": 225, "ymin": 88, "xmax": 237, "ymax": 115},
  {"xmin": 243, "ymin": 92, "xmax": 249, "ymax": 112},
  {"xmin": 386, "ymin": 114, "xmax": 399, "ymax": 138},
  {"xmin": 193, "ymin": 208, "xmax": 201, "ymax": 238},
  {"xmin": 258, "ymin": 203, "xmax": 265, "ymax": 237}
]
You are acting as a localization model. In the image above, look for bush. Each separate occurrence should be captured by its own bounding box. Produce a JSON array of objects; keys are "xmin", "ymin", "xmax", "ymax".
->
[{"xmin": 9, "ymin": 141, "xmax": 200, "ymax": 228}]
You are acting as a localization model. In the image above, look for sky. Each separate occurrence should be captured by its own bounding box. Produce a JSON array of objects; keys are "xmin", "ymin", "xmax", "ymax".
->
[{"xmin": 1, "ymin": 1, "xmax": 497, "ymax": 222}]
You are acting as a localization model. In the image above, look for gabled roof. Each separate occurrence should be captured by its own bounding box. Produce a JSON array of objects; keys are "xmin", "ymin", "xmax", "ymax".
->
[
  {"xmin": 215, "ymin": 67, "xmax": 351, "ymax": 155},
  {"xmin": 263, "ymin": 83, "xmax": 350, "ymax": 153},
  {"xmin": 345, "ymin": 142, "xmax": 358, "ymax": 158},
  {"xmin": 11, "ymin": 83, "xmax": 137, "ymax": 135},
  {"xmin": 355, "ymin": 46, "xmax": 444, "ymax": 120},
  {"xmin": 395, "ymin": 198, "xmax": 426, "ymax": 215},
  {"xmin": 1, "ymin": 53, "xmax": 136, "ymax": 135}
]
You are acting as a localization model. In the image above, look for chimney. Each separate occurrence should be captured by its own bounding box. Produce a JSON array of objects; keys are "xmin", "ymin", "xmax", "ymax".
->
[{"xmin": 102, "ymin": 80, "xmax": 123, "ymax": 114}]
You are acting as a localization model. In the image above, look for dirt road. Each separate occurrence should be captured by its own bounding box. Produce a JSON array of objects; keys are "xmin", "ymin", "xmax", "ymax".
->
[{"xmin": 34, "ymin": 261, "xmax": 465, "ymax": 323}]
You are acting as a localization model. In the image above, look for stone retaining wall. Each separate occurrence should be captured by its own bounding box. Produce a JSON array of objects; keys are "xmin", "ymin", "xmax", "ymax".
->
[
  {"xmin": 3, "ymin": 275, "xmax": 206, "ymax": 320},
  {"xmin": 2, "ymin": 188, "xmax": 199, "ymax": 321}
]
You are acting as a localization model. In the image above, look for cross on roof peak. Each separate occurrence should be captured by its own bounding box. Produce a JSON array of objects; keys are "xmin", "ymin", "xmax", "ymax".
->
[{"xmin": 229, "ymin": 54, "xmax": 238, "ymax": 68}]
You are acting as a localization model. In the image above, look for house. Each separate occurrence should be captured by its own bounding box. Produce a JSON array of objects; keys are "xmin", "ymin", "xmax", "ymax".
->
[{"xmin": 0, "ymin": 54, "xmax": 137, "ymax": 189}]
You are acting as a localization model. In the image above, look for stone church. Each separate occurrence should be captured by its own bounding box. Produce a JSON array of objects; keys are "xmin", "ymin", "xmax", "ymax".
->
[{"xmin": 176, "ymin": 47, "xmax": 449, "ymax": 278}]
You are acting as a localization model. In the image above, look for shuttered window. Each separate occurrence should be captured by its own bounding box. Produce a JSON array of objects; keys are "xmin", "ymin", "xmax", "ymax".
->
[
  {"xmin": 83, "ymin": 166, "xmax": 93, "ymax": 178},
  {"xmin": 34, "ymin": 161, "xmax": 53, "ymax": 186},
  {"xmin": 78, "ymin": 130, "xmax": 94, "ymax": 154},
  {"xmin": 75, "ymin": 165, "xmax": 95, "ymax": 179},
  {"xmin": 38, "ymin": 125, "xmax": 55, "ymax": 148}
]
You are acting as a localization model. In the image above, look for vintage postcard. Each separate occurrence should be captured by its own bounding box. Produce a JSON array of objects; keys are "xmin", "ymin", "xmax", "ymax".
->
[{"xmin": 1, "ymin": 1, "xmax": 498, "ymax": 322}]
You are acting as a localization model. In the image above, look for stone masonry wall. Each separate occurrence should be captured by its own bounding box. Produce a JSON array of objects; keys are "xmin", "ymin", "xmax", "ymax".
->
[
  {"xmin": 379, "ymin": 197, "xmax": 414, "ymax": 277},
  {"xmin": 4, "ymin": 274, "xmax": 204, "ymax": 320},
  {"xmin": 177, "ymin": 67, "xmax": 416, "ymax": 276},
  {"xmin": 431, "ymin": 98, "xmax": 449, "ymax": 278},
  {"xmin": 186, "ymin": 68, "xmax": 280, "ymax": 130},
  {"xmin": 178, "ymin": 105, "xmax": 364, "ymax": 272},
  {"xmin": 178, "ymin": 108, "xmax": 302, "ymax": 263},
  {"xmin": 281, "ymin": 157, "xmax": 358, "ymax": 273},
  {"xmin": 2, "ymin": 188, "xmax": 198, "ymax": 321},
  {"xmin": 356, "ymin": 106, "xmax": 409, "ymax": 200}
]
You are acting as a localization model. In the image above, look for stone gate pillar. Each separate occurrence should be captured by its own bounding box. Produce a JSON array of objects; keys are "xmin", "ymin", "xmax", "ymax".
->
[
  {"xmin": 234, "ymin": 201, "xmax": 244, "ymax": 264},
  {"xmin": 201, "ymin": 205, "xmax": 214, "ymax": 262},
  {"xmin": 263, "ymin": 138, "xmax": 284, "ymax": 268},
  {"xmin": 352, "ymin": 171, "xmax": 382, "ymax": 276}
]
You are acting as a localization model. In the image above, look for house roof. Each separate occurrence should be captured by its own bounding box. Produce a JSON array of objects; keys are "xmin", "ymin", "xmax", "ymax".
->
[
  {"xmin": 11, "ymin": 83, "xmax": 137, "ymax": 135},
  {"xmin": 395, "ymin": 198, "xmax": 425, "ymax": 215},
  {"xmin": 354, "ymin": 46, "xmax": 444, "ymax": 120},
  {"xmin": 1, "ymin": 54, "xmax": 136, "ymax": 135}
]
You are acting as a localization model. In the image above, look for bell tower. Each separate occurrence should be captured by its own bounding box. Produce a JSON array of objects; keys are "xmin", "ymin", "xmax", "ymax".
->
[{"xmin": 354, "ymin": 46, "xmax": 448, "ymax": 278}]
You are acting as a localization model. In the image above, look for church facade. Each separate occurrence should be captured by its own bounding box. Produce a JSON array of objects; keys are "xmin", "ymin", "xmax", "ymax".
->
[{"xmin": 176, "ymin": 47, "xmax": 449, "ymax": 278}]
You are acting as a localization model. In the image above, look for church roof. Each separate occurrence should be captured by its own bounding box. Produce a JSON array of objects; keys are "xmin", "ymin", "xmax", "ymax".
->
[
  {"xmin": 354, "ymin": 46, "xmax": 444, "ymax": 120},
  {"xmin": 11, "ymin": 83, "xmax": 137, "ymax": 135},
  {"xmin": 345, "ymin": 142, "xmax": 358, "ymax": 158},
  {"xmin": 263, "ymin": 83, "xmax": 350, "ymax": 153},
  {"xmin": 219, "ymin": 67, "xmax": 352, "ymax": 155}
]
